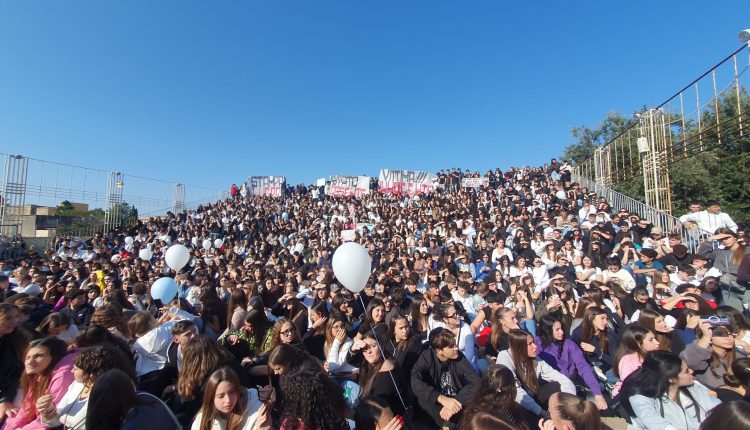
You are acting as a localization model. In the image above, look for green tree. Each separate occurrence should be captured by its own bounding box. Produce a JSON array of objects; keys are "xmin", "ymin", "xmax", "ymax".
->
[{"xmin": 56, "ymin": 200, "xmax": 76, "ymax": 216}]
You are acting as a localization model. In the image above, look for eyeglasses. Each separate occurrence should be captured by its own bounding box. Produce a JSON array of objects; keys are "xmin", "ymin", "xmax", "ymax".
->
[
  {"xmin": 280, "ymin": 329, "xmax": 294, "ymax": 336},
  {"xmin": 445, "ymin": 313, "xmax": 458, "ymax": 319}
]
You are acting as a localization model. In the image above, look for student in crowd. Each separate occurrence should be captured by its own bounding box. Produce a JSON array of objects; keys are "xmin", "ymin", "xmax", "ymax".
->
[
  {"xmin": 681, "ymin": 321, "xmax": 738, "ymax": 390},
  {"xmin": 622, "ymin": 351, "xmax": 720, "ymax": 430},
  {"xmin": 411, "ymin": 327, "xmax": 480, "ymax": 429},
  {"xmin": 459, "ymin": 364, "xmax": 529, "ymax": 430},
  {"xmin": 716, "ymin": 357, "xmax": 750, "ymax": 402},
  {"xmin": 2, "ymin": 337, "xmax": 75, "ymax": 429},
  {"xmin": 191, "ymin": 367, "xmax": 265, "ymax": 430},
  {"xmin": 382, "ymin": 313, "xmax": 423, "ymax": 388},
  {"xmin": 535, "ymin": 315, "xmax": 607, "ymax": 410},
  {"xmin": 611, "ymin": 325, "xmax": 660, "ymax": 397},
  {"xmin": 571, "ymin": 307, "xmax": 617, "ymax": 380},
  {"xmin": 276, "ymin": 370, "xmax": 349, "ymax": 430},
  {"xmin": 541, "ymin": 392, "xmax": 602, "ymax": 430},
  {"xmin": 496, "ymin": 329, "xmax": 576, "ymax": 421},
  {"xmin": 86, "ymin": 369, "xmax": 180, "ymax": 430},
  {"xmin": 37, "ymin": 344, "xmax": 134, "ymax": 430},
  {"xmin": 0, "ymin": 303, "xmax": 31, "ymax": 419},
  {"xmin": 699, "ymin": 400, "xmax": 750, "ymax": 429}
]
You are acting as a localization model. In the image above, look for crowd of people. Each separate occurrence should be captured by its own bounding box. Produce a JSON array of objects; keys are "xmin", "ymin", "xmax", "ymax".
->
[{"xmin": 0, "ymin": 159, "xmax": 749, "ymax": 430}]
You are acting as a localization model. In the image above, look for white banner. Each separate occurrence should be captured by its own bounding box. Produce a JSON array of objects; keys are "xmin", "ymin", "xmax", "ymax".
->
[
  {"xmin": 461, "ymin": 177, "xmax": 489, "ymax": 188},
  {"xmin": 247, "ymin": 176, "xmax": 285, "ymax": 197},
  {"xmin": 327, "ymin": 175, "xmax": 370, "ymax": 198},
  {"xmin": 378, "ymin": 169, "xmax": 438, "ymax": 195}
]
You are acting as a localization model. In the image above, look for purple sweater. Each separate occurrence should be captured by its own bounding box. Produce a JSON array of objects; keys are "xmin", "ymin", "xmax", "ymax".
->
[{"xmin": 534, "ymin": 337, "xmax": 602, "ymax": 395}]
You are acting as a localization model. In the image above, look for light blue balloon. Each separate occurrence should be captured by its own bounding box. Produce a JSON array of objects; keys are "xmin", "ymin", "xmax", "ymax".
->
[
  {"xmin": 151, "ymin": 277, "xmax": 178, "ymax": 304},
  {"xmin": 282, "ymin": 212, "xmax": 289, "ymax": 220}
]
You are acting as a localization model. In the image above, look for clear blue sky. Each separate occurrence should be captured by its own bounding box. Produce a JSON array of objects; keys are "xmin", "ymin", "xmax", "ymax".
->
[{"xmin": 1, "ymin": 1, "xmax": 747, "ymax": 191}]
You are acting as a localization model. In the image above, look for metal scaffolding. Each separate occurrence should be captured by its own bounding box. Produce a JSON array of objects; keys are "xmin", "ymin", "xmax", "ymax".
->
[
  {"xmin": 0, "ymin": 155, "xmax": 29, "ymax": 235},
  {"xmin": 104, "ymin": 172, "xmax": 125, "ymax": 232},
  {"xmin": 173, "ymin": 183, "xmax": 185, "ymax": 213},
  {"xmin": 575, "ymin": 42, "xmax": 750, "ymax": 215}
]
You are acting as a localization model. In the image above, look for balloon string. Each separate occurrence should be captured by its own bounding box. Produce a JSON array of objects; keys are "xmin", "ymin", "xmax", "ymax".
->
[{"xmin": 357, "ymin": 294, "xmax": 415, "ymax": 430}]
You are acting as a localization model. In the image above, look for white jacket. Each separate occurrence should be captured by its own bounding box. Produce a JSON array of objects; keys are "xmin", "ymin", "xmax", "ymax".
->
[
  {"xmin": 191, "ymin": 388, "xmax": 263, "ymax": 430},
  {"xmin": 326, "ymin": 337, "xmax": 356, "ymax": 373}
]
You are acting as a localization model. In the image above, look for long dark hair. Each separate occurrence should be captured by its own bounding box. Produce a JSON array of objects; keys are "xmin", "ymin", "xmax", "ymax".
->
[
  {"xmin": 461, "ymin": 364, "xmax": 528, "ymax": 429},
  {"xmin": 621, "ymin": 351, "xmax": 701, "ymax": 419},
  {"xmin": 86, "ymin": 369, "xmax": 154, "ymax": 430},
  {"xmin": 612, "ymin": 326, "xmax": 652, "ymax": 378},
  {"xmin": 537, "ymin": 314, "xmax": 564, "ymax": 353},
  {"xmin": 388, "ymin": 313, "xmax": 415, "ymax": 353},
  {"xmin": 638, "ymin": 308, "xmax": 671, "ymax": 352},
  {"xmin": 409, "ymin": 295, "xmax": 429, "ymax": 333},
  {"xmin": 508, "ymin": 329, "xmax": 539, "ymax": 395},
  {"xmin": 244, "ymin": 308, "xmax": 273, "ymax": 350},
  {"xmin": 357, "ymin": 332, "xmax": 393, "ymax": 399},
  {"xmin": 699, "ymin": 400, "xmax": 750, "ymax": 429},
  {"xmin": 580, "ymin": 306, "xmax": 609, "ymax": 356},
  {"xmin": 226, "ymin": 288, "xmax": 248, "ymax": 329}
]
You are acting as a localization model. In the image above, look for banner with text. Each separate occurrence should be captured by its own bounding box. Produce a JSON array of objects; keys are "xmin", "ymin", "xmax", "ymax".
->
[
  {"xmin": 378, "ymin": 169, "xmax": 438, "ymax": 195},
  {"xmin": 247, "ymin": 176, "xmax": 285, "ymax": 197},
  {"xmin": 327, "ymin": 175, "xmax": 370, "ymax": 198},
  {"xmin": 461, "ymin": 177, "xmax": 489, "ymax": 188}
]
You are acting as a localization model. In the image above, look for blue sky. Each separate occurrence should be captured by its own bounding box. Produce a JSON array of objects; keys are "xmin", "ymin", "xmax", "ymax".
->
[{"xmin": 1, "ymin": 0, "xmax": 747, "ymax": 194}]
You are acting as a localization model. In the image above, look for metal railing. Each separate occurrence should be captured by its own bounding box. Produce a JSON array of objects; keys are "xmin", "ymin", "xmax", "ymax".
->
[{"xmin": 572, "ymin": 172, "xmax": 700, "ymax": 252}]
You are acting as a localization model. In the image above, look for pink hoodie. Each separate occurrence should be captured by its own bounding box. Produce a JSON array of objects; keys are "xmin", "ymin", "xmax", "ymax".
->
[{"xmin": 2, "ymin": 351, "xmax": 76, "ymax": 430}]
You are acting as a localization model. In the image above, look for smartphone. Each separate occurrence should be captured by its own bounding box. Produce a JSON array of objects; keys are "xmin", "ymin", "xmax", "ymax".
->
[
  {"xmin": 153, "ymin": 299, "xmax": 164, "ymax": 309},
  {"xmin": 701, "ymin": 315, "xmax": 730, "ymax": 326}
]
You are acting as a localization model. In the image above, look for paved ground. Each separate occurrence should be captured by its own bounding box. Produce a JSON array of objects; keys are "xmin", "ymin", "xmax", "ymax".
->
[{"xmin": 602, "ymin": 416, "xmax": 629, "ymax": 429}]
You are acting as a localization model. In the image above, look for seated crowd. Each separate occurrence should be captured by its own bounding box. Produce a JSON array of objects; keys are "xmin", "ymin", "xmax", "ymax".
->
[{"xmin": 0, "ymin": 160, "xmax": 749, "ymax": 430}]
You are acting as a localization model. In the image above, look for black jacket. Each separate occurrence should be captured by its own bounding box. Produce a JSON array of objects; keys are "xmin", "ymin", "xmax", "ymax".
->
[
  {"xmin": 0, "ymin": 336, "xmax": 24, "ymax": 404},
  {"xmin": 60, "ymin": 303, "xmax": 95, "ymax": 328},
  {"xmin": 410, "ymin": 349, "xmax": 479, "ymax": 411}
]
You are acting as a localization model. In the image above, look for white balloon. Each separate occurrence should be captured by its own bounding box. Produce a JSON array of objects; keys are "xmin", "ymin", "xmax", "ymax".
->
[
  {"xmin": 124, "ymin": 236, "xmax": 134, "ymax": 245},
  {"xmin": 165, "ymin": 244, "xmax": 190, "ymax": 271},
  {"xmin": 191, "ymin": 237, "xmax": 198, "ymax": 246},
  {"xmin": 139, "ymin": 248, "xmax": 153, "ymax": 261},
  {"xmin": 222, "ymin": 217, "xmax": 230, "ymax": 224},
  {"xmin": 332, "ymin": 242, "xmax": 371, "ymax": 293},
  {"xmin": 202, "ymin": 239, "xmax": 212, "ymax": 250},
  {"xmin": 214, "ymin": 239, "xmax": 224, "ymax": 249}
]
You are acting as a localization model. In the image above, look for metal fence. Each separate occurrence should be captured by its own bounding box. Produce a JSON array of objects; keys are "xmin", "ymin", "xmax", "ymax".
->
[{"xmin": 0, "ymin": 153, "xmax": 226, "ymax": 237}]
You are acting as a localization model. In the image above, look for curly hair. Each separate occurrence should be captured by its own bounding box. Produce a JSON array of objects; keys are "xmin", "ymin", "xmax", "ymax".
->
[
  {"xmin": 90, "ymin": 304, "xmax": 131, "ymax": 338},
  {"xmin": 74, "ymin": 344, "xmax": 135, "ymax": 385},
  {"xmin": 177, "ymin": 335, "xmax": 233, "ymax": 401},
  {"xmin": 268, "ymin": 318, "xmax": 301, "ymax": 351},
  {"xmin": 279, "ymin": 370, "xmax": 348, "ymax": 430}
]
